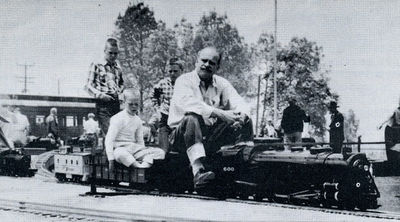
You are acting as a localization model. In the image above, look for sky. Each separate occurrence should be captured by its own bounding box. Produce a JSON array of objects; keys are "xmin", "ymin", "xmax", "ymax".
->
[{"xmin": 1, "ymin": 0, "xmax": 400, "ymax": 141}]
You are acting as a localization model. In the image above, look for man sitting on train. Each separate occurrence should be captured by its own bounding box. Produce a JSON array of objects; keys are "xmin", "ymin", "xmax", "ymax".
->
[
  {"xmin": 105, "ymin": 89, "xmax": 165, "ymax": 171},
  {"xmin": 168, "ymin": 46, "xmax": 254, "ymax": 189}
]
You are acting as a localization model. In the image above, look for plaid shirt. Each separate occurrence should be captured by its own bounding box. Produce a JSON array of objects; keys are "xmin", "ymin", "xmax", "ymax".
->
[
  {"xmin": 152, "ymin": 77, "xmax": 174, "ymax": 115},
  {"xmin": 85, "ymin": 59, "xmax": 124, "ymax": 99}
]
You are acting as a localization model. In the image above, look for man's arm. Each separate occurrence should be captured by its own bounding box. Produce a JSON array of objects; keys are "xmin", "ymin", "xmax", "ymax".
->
[
  {"xmin": 221, "ymin": 81, "xmax": 250, "ymax": 116},
  {"xmin": 85, "ymin": 63, "xmax": 102, "ymax": 98},
  {"xmin": 170, "ymin": 77, "xmax": 215, "ymax": 120}
]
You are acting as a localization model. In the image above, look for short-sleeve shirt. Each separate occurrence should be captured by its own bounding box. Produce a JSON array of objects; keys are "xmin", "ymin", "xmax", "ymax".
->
[{"xmin": 85, "ymin": 59, "xmax": 124, "ymax": 99}]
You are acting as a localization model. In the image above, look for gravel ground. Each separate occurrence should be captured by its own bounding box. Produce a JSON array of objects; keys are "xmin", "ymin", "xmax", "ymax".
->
[{"xmin": 0, "ymin": 176, "xmax": 397, "ymax": 222}]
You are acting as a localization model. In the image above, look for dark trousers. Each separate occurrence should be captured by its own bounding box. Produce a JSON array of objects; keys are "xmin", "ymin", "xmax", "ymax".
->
[
  {"xmin": 169, "ymin": 113, "xmax": 253, "ymax": 156},
  {"xmin": 96, "ymin": 100, "xmax": 120, "ymax": 136},
  {"xmin": 158, "ymin": 113, "xmax": 171, "ymax": 152},
  {"xmin": 330, "ymin": 133, "xmax": 344, "ymax": 153}
]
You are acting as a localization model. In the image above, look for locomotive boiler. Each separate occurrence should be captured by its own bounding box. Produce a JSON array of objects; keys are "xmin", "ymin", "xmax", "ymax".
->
[{"xmin": 54, "ymin": 136, "xmax": 380, "ymax": 211}]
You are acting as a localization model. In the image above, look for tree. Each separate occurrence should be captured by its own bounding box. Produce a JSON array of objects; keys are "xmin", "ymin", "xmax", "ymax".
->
[
  {"xmin": 114, "ymin": 2, "xmax": 158, "ymax": 110},
  {"xmin": 173, "ymin": 18, "xmax": 196, "ymax": 72},
  {"xmin": 192, "ymin": 11, "xmax": 254, "ymax": 95},
  {"xmin": 344, "ymin": 109, "xmax": 359, "ymax": 142},
  {"xmin": 253, "ymin": 34, "xmax": 338, "ymax": 138}
]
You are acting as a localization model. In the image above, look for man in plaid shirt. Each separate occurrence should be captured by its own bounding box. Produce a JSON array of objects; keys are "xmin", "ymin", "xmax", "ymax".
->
[
  {"xmin": 151, "ymin": 58, "xmax": 183, "ymax": 151},
  {"xmin": 85, "ymin": 38, "xmax": 124, "ymax": 135}
]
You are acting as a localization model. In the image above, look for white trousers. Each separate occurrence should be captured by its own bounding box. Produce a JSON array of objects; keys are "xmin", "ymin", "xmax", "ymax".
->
[{"xmin": 114, "ymin": 143, "xmax": 165, "ymax": 167}]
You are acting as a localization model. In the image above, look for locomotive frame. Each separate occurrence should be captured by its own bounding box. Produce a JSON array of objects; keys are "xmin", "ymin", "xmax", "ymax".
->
[{"xmin": 53, "ymin": 138, "xmax": 380, "ymax": 211}]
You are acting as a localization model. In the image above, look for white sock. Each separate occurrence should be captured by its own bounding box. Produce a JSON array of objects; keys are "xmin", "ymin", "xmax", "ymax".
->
[
  {"xmin": 192, "ymin": 159, "xmax": 204, "ymax": 176},
  {"xmin": 186, "ymin": 143, "xmax": 206, "ymax": 176}
]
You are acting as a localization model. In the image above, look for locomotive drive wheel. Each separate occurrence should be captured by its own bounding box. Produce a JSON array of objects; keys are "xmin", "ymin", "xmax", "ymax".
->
[{"xmin": 253, "ymin": 193, "xmax": 264, "ymax": 202}]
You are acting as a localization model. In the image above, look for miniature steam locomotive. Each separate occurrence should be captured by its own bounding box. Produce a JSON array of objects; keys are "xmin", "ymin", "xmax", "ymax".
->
[{"xmin": 54, "ymin": 136, "xmax": 380, "ymax": 211}]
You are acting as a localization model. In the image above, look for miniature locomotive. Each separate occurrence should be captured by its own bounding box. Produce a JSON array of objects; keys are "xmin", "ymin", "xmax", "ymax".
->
[{"xmin": 54, "ymin": 137, "xmax": 380, "ymax": 211}]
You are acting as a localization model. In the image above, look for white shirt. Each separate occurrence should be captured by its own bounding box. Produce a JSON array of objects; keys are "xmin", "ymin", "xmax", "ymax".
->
[
  {"xmin": 168, "ymin": 70, "xmax": 250, "ymax": 128},
  {"xmin": 14, "ymin": 112, "xmax": 29, "ymax": 131},
  {"xmin": 83, "ymin": 119, "xmax": 99, "ymax": 134},
  {"xmin": 105, "ymin": 110, "xmax": 144, "ymax": 161}
]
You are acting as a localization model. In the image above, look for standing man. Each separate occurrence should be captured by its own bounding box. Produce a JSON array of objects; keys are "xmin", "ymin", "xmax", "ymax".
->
[
  {"xmin": 328, "ymin": 101, "xmax": 344, "ymax": 153},
  {"xmin": 83, "ymin": 113, "xmax": 100, "ymax": 149},
  {"xmin": 45, "ymin": 107, "xmax": 59, "ymax": 141},
  {"xmin": 85, "ymin": 38, "xmax": 124, "ymax": 135},
  {"xmin": 0, "ymin": 107, "xmax": 13, "ymax": 148},
  {"xmin": 281, "ymin": 98, "xmax": 309, "ymax": 150},
  {"xmin": 263, "ymin": 118, "xmax": 277, "ymax": 138},
  {"xmin": 168, "ymin": 47, "xmax": 253, "ymax": 189},
  {"xmin": 151, "ymin": 58, "xmax": 184, "ymax": 151},
  {"xmin": 83, "ymin": 113, "xmax": 100, "ymax": 136},
  {"xmin": 12, "ymin": 107, "xmax": 30, "ymax": 146},
  {"xmin": 378, "ymin": 97, "xmax": 400, "ymax": 129}
]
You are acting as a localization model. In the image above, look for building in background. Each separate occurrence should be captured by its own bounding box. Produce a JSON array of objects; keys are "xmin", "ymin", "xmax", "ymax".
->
[{"xmin": 0, "ymin": 94, "xmax": 96, "ymax": 140}]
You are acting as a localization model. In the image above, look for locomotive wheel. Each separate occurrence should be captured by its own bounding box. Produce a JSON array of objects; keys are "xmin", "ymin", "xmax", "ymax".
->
[
  {"xmin": 238, "ymin": 193, "xmax": 248, "ymax": 200},
  {"xmin": 344, "ymin": 202, "xmax": 355, "ymax": 211},
  {"xmin": 253, "ymin": 193, "xmax": 264, "ymax": 202},
  {"xmin": 55, "ymin": 173, "xmax": 66, "ymax": 182},
  {"xmin": 356, "ymin": 202, "xmax": 368, "ymax": 211}
]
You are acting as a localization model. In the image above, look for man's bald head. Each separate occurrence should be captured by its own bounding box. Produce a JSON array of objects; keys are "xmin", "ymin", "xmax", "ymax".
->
[
  {"xmin": 195, "ymin": 47, "xmax": 222, "ymax": 80},
  {"xmin": 50, "ymin": 107, "xmax": 57, "ymax": 115}
]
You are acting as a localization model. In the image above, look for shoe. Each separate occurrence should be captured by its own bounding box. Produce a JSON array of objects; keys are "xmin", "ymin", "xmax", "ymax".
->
[{"xmin": 193, "ymin": 169, "xmax": 215, "ymax": 189}]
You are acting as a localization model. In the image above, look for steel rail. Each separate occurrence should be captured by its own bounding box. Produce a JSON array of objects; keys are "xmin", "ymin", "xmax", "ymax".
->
[
  {"xmin": 35, "ymin": 159, "xmax": 400, "ymax": 221},
  {"xmin": 0, "ymin": 198, "xmax": 198, "ymax": 222}
]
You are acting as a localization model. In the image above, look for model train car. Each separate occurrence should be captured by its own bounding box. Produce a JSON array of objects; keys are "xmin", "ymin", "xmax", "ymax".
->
[
  {"xmin": 0, "ymin": 148, "xmax": 36, "ymax": 177},
  {"xmin": 54, "ymin": 137, "xmax": 380, "ymax": 211},
  {"xmin": 0, "ymin": 127, "xmax": 37, "ymax": 177}
]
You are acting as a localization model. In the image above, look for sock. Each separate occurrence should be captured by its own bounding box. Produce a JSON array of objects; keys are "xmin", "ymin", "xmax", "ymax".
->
[
  {"xmin": 192, "ymin": 158, "xmax": 204, "ymax": 176},
  {"xmin": 186, "ymin": 143, "xmax": 206, "ymax": 176}
]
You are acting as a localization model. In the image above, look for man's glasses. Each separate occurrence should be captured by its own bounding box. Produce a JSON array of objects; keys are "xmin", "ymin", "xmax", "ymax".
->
[
  {"xmin": 108, "ymin": 52, "xmax": 118, "ymax": 55},
  {"xmin": 169, "ymin": 70, "xmax": 179, "ymax": 73}
]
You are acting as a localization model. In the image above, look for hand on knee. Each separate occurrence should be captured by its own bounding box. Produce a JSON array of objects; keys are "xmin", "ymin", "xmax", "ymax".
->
[{"xmin": 130, "ymin": 160, "xmax": 151, "ymax": 168}]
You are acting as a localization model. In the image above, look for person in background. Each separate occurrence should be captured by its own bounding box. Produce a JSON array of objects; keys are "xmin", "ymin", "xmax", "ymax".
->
[
  {"xmin": 105, "ymin": 89, "xmax": 165, "ymax": 171},
  {"xmin": 45, "ymin": 107, "xmax": 59, "ymax": 141},
  {"xmin": 264, "ymin": 118, "xmax": 277, "ymax": 138},
  {"xmin": 0, "ymin": 107, "xmax": 13, "ymax": 148},
  {"xmin": 378, "ymin": 97, "xmax": 400, "ymax": 129},
  {"xmin": 82, "ymin": 113, "xmax": 100, "ymax": 150},
  {"xmin": 328, "ymin": 101, "xmax": 344, "ymax": 153},
  {"xmin": 12, "ymin": 107, "xmax": 30, "ymax": 146},
  {"xmin": 85, "ymin": 38, "xmax": 124, "ymax": 135},
  {"xmin": 281, "ymin": 98, "xmax": 310, "ymax": 150},
  {"xmin": 151, "ymin": 58, "xmax": 184, "ymax": 152},
  {"xmin": 168, "ymin": 47, "xmax": 253, "ymax": 190},
  {"xmin": 83, "ymin": 113, "xmax": 100, "ymax": 136}
]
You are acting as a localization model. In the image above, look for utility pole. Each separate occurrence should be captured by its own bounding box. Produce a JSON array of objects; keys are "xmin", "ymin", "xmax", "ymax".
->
[
  {"xmin": 17, "ymin": 62, "xmax": 35, "ymax": 94},
  {"xmin": 273, "ymin": 0, "xmax": 278, "ymax": 125},
  {"xmin": 58, "ymin": 78, "xmax": 60, "ymax": 95},
  {"xmin": 255, "ymin": 75, "xmax": 261, "ymax": 136}
]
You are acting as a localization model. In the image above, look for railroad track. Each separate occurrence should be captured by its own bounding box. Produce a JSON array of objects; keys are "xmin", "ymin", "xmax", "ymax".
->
[
  {"xmin": 0, "ymin": 198, "xmax": 191, "ymax": 222},
  {"xmin": 34, "ymin": 152, "xmax": 400, "ymax": 221},
  {"xmin": 33, "ymin": 150, "xmax": 57, "ymax": 180},
  {"xmin": 102, "ymin": 188, "xmax": 400, "ymax": 221}
]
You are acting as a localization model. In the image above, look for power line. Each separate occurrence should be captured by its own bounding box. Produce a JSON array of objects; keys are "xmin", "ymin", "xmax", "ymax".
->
[{"xmin": 17, "ymin": 62, "xmax": 35, "ymax": 93}]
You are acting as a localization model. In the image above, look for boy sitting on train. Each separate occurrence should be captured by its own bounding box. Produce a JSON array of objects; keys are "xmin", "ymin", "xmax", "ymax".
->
[{"xmin": 105, "ymin": 89, "xmax": 165, "ymax": 171}]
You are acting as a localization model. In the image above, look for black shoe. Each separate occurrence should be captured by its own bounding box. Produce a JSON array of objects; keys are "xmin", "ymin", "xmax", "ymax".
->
[{"xmin": 193, "ymin": 169, "xmax": 215, "ymax": 189}]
